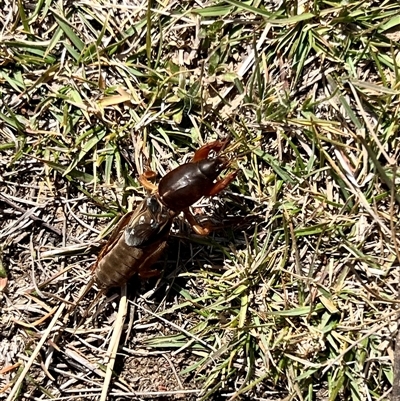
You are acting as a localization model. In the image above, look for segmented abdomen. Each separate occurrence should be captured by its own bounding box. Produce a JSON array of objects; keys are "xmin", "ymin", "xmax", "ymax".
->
[{"xmin": 94, "ymin": 233, "xmax": 167, "ymax": 289}]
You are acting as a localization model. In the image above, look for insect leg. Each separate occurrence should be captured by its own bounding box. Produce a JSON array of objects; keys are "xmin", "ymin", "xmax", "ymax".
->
[
  {"xmin": 208, "ymin": 170, "xmax": 238, "ymax": 196},
  {"xmin": 137, "ymin": 241, "xmax": 169, "ymax": 278},
  {"xmin": 192, "ymin": 139, "xmax": 230, "ymax": 162},
  {"xmin": 184, "ymin": 209, "xmax": 213, "ymax": 236},
  {"xmin": 138, "ymin": 171, "xmax": 158, "ymax": 192}
]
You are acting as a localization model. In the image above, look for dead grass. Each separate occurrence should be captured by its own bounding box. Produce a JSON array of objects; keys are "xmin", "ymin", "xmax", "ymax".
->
[{"xmin": 1, "ymin": 0, "xmax": 400, "ymax": 400}]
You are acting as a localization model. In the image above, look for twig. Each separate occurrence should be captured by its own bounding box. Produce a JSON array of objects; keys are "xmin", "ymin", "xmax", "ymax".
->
[
  {"xmin": 110, "ymin": 389, "xmax": 201, "ymax": 397},
  {"xmin": 100, "ymin": 285, "xmax": 128, "ymax": 401},
  {"xmin": 389, "ymin": 164, "xmax": 400, "ymax": 401},
  {"xmin": 0, "ymin": 193, "xmax": 62, "ymax": 236},
  {"xmin": 393, "ymin": 329, "xmax": 400, "ymax": 401},
  {"xmin": 21, "ymin": 389, "xmax": 202, "ymax": 400},
  {"xmin": 162, "ymin": 354, "xmax": 184, "ymax": 390},
  {"xmin": 132, "ymin": 300, "xmax": 216, "ymax": 352},
  {"xmin": 6, "ymin": 303, "xmax": 65, "ymax": 401}
]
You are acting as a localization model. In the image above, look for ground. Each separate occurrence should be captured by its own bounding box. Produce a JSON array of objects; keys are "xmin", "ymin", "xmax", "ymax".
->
[{"xmin": 1, "ymin": 0, "xmax": 400, "ymax": 400}]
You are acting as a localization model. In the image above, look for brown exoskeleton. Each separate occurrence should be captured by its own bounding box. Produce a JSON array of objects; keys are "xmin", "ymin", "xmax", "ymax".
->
[
  {"xmin": 139, "ymin": 138, "xmax": 238, "ymax": 235},
  {"xmin": 92, "ymin": 195, "xmax": 172, "ymax": 289},
  {"xmin": 92, "ymin": 139, "xmax": 237, "ymax": 289}
]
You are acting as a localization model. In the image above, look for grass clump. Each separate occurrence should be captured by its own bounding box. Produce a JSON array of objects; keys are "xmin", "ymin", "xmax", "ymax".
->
[{"xmin": 1, "ymin": 0, "xmax": 400, "ymax": 400}]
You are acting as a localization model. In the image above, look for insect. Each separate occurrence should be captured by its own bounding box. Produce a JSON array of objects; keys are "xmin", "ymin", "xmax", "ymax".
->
[
  {"xmin": 92, "ymin": 195, "xmax": 172, "ymax": 289},
  {"xmin": 92, "ymin": 138, "xmax": 237, "ymax": 289},
  {"xmin": 139, "ymin": 138, "xmax": 238, "ymax": 235}
]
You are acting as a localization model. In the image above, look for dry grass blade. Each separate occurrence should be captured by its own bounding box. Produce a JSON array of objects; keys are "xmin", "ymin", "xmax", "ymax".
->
[
  {"xmin": 1, "ymin": 0, "xmax": 400, "ymax": 400},
  {"xmin": 6, "ymin": 304, "xmax": 65, "ymax": 401},
  {"xmin": 100, "ymin": 287, "xmax": 127, "ymax": 401}
]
